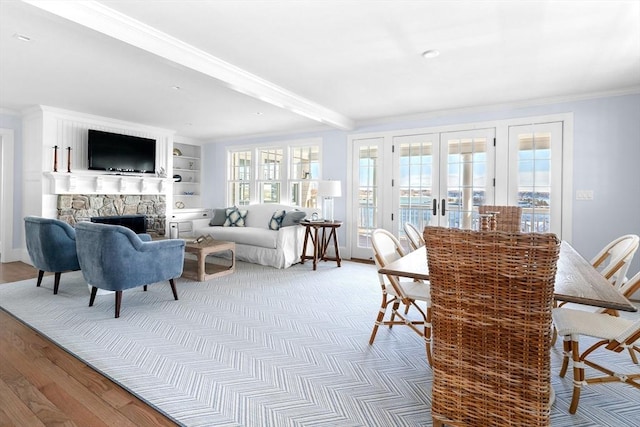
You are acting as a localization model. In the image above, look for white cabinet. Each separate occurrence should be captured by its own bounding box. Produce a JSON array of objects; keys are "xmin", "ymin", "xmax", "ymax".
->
[
  {"xmin": 169, "ymin": 208, "xmax": 212, "ymax": 238},
  {"xmin": 172, "ymin": 142, "xmax": 201, "ymax": 209}
]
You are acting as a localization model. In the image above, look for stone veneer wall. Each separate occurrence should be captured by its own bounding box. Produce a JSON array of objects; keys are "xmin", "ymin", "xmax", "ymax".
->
[{"xmin": 57, "ymin": 194, "xmax": 166, "ymax": 235}]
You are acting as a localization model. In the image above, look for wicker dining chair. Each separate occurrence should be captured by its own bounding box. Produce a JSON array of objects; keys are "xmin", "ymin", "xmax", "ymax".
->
[
  {"xmin": 478, "ymin": 205, "xmax": 522, "ymax": 232},
  {"xmin": 403, "ymin": 222, "xmax": 424, "ymax": 251},
  {"xmin": 370, "ymin": 228, "xmax": 432, "ymax": 366},
  {"xmin": 552, "ymin": 308, "xmax": 640, "ymax": 414},
  {"xmin": 424, "ymin": 226, "xmax": 560, "ymax": 427}
]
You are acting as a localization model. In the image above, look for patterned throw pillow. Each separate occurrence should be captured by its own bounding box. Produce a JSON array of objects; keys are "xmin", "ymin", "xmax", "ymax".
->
[
  {"xmin": 269, "ymin": 210, "xmax": 286, "ymax": 230},
  {"xmin": 223, "ymin": 207, "xmax": 248, "ymax": 227}
]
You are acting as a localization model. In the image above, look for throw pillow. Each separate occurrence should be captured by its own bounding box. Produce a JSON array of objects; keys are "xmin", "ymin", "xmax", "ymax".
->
[
  {"xmin": 209, "ymin": 208, "xmax": 229, "ymax": 226},
  {"xmin": 269, "ymin": 210, "xmax": 286, "ymax": 230},
  {"xmin": 282, "ymin": 209, "xmax": 307, "ymax": 227},
  {"xmin": 223, "ymin": 207, "xmax": 248, "ymax": 227}
]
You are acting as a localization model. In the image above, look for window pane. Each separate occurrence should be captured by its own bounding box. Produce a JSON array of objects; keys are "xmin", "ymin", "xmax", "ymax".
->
[
  {"xmin": 445, "ymin": 138, "xmax": 488, "ymax": 229},
  {"xmin": 517, "ymin": 132, "xmax": 551, "ymax": 232}
]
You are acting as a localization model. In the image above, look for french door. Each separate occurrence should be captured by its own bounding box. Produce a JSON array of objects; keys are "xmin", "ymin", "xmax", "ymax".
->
[
  {"xmin": 348, "ymin": 116, "xmax": 569, "ymax": 260},
  {"xmin": 350, "ymin": 128, "xmax": 495, "ymax": 258}
]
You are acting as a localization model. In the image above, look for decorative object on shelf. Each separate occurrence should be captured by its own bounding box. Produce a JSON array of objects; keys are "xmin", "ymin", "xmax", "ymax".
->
[
  {"xmin": 318, "ymin": 180, "xmax": 342, "ymax": 222},
  {"xmin": 173, "ymin": 148, "xmax": 182, "ymax": 156},
  {"xmin": 66, "ymin": 147, "xmax": 72, "ymax": 173},
  {"xmin": 183, "ymin": 191, "xmax": 194, "ymax": 195},
  {"xmin": 303, "ymin": 171, "xmax": 310, "ymax": 179},
  {"xmin": 189, "ymin": 161, "xmax": 194, "ymax": 170},
  {"xmin": 173, "ymin": 174, "xmax": 182, "ymax": 182},
  {"xmin": 175, "ymin": 201, "xmax": 185, "ymax": 209},
  {"xmin": 155, "ymin": 166, "xmax": 167, "ymax": 178},
  {"xmin": 53, "ymin": 145, "xmax": 58, "ymax": 172}
]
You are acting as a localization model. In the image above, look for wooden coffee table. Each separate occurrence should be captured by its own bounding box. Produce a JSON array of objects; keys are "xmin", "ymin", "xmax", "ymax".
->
[{"xmin": 182, "ymin": 238, "xmax": 235, "ymax": 281}]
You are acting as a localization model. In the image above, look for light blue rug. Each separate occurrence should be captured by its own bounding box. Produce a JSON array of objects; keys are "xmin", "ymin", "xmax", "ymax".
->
[{"xmin": 1, "ymin": 261, "xmax": 638, "ymax": 426}]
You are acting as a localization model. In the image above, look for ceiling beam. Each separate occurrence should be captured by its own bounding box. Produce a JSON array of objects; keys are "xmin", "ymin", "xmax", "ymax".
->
[{"xmin": 22, "ymin": 0, "xmax": 355, "ymax": 130}]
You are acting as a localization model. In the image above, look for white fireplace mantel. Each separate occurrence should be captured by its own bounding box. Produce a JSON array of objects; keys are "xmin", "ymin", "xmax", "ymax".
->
[{"xmin": 44, "ymin": 172, "xmax": 169, "ymax": 195}]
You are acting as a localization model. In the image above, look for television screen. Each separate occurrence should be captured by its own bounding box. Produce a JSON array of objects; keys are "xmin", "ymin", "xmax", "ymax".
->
[{"xmin": 88, "ymin": 129, "xmax": 156, "ymax": 174}]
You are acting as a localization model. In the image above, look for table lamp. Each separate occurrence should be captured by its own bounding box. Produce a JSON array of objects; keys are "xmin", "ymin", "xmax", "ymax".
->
[{"xmin": 318, "ymin": 180, "xmax": 341, "ymax": 222}]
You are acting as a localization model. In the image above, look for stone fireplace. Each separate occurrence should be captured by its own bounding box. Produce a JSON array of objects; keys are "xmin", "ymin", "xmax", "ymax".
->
[{"xmin": 57, "ymin": 194, "xmax": 166, "ymax": 235}]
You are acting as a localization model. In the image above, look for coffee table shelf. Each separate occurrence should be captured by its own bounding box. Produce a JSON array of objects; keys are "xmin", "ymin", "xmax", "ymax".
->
[{"xmin": 182, "ymin": 239, "xmax": 235, "ymax": 281}]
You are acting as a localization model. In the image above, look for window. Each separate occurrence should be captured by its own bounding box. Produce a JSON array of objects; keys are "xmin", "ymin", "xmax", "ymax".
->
[
  {"xmin": 257, "ymin": 148, "xmax": 283, "ymax": 203},
  {"xmin": 227, "ymin": 139, "xmax": 321, "ymax": 207},
  {"xmin": 290, "ymin": 145, "xmax": 320, "ymax": 208},
  {"xmin": 228, "ymin": 150, "xmax": 251, "ymax": 206}
]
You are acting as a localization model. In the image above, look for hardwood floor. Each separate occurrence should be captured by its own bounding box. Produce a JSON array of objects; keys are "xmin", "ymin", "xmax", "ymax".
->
[{"xmin": 0, "ymin": 262, "xmax": 178, "ymax": 427}]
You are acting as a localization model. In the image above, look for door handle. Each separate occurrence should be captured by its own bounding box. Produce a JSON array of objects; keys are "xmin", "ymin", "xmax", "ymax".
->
[
  {"xmin": 441, "ymin": 199, "xmax": 446, "ymax": 216},
  {"xmin": 432, "ymin": 198, "xmax": 437, "ymax": 216}
]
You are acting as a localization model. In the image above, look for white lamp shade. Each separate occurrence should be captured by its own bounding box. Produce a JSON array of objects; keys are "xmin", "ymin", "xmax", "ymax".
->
[{"xmin": 318, "ymin": 180, "xmax": 342, "ymax": 198}]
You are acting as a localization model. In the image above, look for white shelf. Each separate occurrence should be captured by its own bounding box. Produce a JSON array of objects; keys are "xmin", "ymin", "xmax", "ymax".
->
[
  {"xmin": 44, "ymin": 172, "xmax": 169, "ymax": 195},
  {"xmin": 172, "ymin": 142, "xmax": 202, "ymax": 210}
]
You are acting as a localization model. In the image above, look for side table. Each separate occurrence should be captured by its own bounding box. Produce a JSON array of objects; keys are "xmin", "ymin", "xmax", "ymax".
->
[
  {"xmin": 182, "ymin": 238, "xmax": 235, "ymax": 281},
  {"xmin": 300, "ymin": 220, "xmax": 342, "ymax": 270}
]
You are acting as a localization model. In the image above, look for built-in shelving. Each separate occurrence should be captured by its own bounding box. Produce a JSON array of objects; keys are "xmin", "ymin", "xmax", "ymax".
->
[{"xmin": 172, "ymin": 142, "xmax": 202, "ymax": 209}]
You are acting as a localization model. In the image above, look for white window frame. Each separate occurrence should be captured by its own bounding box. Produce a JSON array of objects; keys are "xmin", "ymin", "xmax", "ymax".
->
[{"xmin": 226, "ymin": 138, "xmax": 323, "ymax": 206}]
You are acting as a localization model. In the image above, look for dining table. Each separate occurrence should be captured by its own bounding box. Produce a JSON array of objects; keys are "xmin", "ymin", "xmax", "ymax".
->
[{"xmin": 378, "ymin": 241, "xmax": 637, "ymax": 313}]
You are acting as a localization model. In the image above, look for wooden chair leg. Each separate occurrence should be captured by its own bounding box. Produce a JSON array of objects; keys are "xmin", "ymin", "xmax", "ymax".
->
[
  {"xmin": 369, "ymin": 296, "xmax": 388, "ymax": 345},
  {"xmin": 569, "ymin": 339, "xmax": 583, "ymax": 414},
  {"xmin": 53, "ymin": 272, "xmax": 62, "ymax": 295},
  {"xmin": 629, "ymin": 346, "xmax": 639, "ymax": 365},
  {"xmin": 559, "ymin": 335, "xmax": 571, "ymax": 378},
  {"xmin": 425, "ymin": 305, "xmax": 433, "ymax": 367},
  {"xmin": 170, "ymin": 279, "xmax": 178, "ymax": 300},
  {"xmin": 89, "ymin": 286, "xmax": 98, "ymax": 307},
  {"xmin": 114, "ymin": 290, "xmax": 123, "ymax": 318},
  {"xmin": 36, "ymin": 270, "xmax": 44, "ymax": 287}
]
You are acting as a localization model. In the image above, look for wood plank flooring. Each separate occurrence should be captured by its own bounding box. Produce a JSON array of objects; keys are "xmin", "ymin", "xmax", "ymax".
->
[{"xmin": 0, "ymin": 262, "xmax": 178, "ymax": 427}]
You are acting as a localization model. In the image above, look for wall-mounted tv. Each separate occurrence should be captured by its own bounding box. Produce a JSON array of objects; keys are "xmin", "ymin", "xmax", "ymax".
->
[{"xmin": 88, "ymin": 129, "xmax": 156, "ymax": 174}]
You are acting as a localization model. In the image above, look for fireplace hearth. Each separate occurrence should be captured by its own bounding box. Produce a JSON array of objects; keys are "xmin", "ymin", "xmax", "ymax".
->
[
  {"xmin": 57, "ymin": 194, "xmax": 166, "ymax": 235},
  {"xmin": 91, "ymin": 215, "xmax": 147, "ymax": 234}
]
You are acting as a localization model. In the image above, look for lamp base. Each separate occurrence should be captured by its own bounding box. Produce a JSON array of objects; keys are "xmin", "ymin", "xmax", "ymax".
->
[{"xmin": 322, "ymin": 197, "xmax": 334, "ymax": 222}]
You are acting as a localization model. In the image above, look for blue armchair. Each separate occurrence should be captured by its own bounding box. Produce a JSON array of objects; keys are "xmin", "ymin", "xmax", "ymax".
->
[
  {"xmin": 75, "ymin": 221, "xmax": 185, "ymax": 318},
  {"xmin": 24, "ymin": 216, "xmax": 81, "ymax": 294}
]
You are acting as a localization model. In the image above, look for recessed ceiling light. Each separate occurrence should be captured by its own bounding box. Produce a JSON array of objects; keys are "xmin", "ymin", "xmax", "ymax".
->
[
  {"xmin": 256, "ymin": 112, "xmax": 264, "ymax": 116},
  {"xmin": 421, "ymin": 49, "xmax": 440, "ymax": 59},
  {"xmin": 13, "ymin": 33, "xmax": 32, "ymax": 42},
  {"xmin": 171, "ymin": 85, "xmax": 181, "ymax": 90}
]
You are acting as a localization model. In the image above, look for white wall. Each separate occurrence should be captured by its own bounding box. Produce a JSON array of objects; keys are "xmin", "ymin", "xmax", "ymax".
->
[{"xmin": 204, "ymin": 93, "xmax": 640, "ymax": 278}]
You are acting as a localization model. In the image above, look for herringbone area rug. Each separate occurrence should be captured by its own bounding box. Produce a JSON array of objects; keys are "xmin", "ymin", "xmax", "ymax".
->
[{"xmin": 1, "ymin": 261, "xmax": 638, "ymax": 426}]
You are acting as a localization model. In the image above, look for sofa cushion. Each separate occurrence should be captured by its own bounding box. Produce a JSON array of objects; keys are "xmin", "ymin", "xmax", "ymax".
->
[
  {"xmin": 223, "ymin": 207, "xmax": 248, "ymax": 227},
  {"xmin": 209, "ymin": 208, "xmax": 229, "ymax": 226},
  {"xmin": 205, "ymin": 227, "xmax": 278, "ymax": 249},
  {"xmin": 282, "ymin": 210, "xmax": 307, "ymax": 227},
  {"xmin": 269, "ymin": 210, "xmax": 286, "ymax": 230}
]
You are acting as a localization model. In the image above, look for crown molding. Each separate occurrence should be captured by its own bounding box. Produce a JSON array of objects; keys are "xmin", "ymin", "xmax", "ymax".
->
[{"xmin": 22, "ymin": 0, "xmax": 355, "ymax": 131}]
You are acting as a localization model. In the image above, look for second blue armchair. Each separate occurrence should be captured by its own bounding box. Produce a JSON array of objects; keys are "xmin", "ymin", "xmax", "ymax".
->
[{"xmin": 75, "ymin": 221, "xmax": 185, "ymax": 318}]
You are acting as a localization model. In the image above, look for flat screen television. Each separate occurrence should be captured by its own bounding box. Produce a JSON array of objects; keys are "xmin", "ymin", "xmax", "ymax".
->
[{"xmin": 88, "ymin": 129, "xmax": 156, "ymax": 174}]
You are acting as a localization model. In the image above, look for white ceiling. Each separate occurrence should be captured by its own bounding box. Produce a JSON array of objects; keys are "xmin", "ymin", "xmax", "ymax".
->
[{"xmin": 1, "ymin": 0, "xmax": 639, "ymax": 140}]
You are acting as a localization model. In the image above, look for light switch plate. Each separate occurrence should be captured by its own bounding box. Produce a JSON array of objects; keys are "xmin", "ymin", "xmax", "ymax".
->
[{"xmin": 576, "ymin": 190, "xmax": 594, "ymax": 200}]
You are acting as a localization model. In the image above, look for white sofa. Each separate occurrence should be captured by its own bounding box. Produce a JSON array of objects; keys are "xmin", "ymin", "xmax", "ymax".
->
[{"xmin": 192, "ymin": 204, "xmax": 319, "ymax": 269}]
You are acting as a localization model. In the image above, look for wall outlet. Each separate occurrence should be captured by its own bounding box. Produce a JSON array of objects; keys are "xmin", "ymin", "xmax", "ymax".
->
[{"xmin": 575, "ymin": 190, "xmax": 594, "ymax": 200}]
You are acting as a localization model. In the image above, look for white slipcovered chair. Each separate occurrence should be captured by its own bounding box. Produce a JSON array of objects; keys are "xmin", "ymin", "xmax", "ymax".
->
[
  {"xmin": 369, "ymin": 228, "xmax": 432, "ymax": 366},
  {"xmin": 403, "ymin": 222, "xmax": 424, "ymax": 251},
  {"xmin": 552, "ymin": 307, "xmax": 640, "ymax": 414}
]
